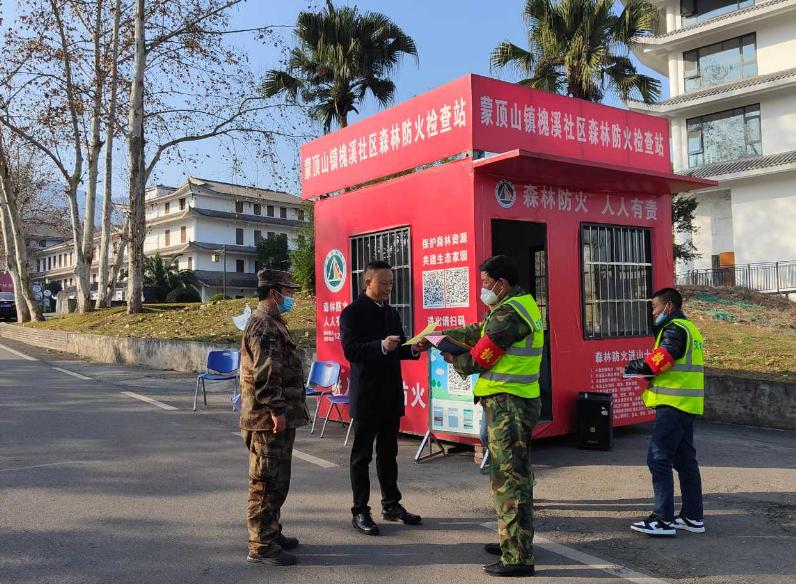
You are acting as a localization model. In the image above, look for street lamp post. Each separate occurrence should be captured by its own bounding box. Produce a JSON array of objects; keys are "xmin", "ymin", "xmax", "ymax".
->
[{"xmin": 212, "ymin": 244, "xmax": 227, "ymax": 299}]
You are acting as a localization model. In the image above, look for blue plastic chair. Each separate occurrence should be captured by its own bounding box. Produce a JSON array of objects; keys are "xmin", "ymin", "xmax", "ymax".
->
[
  {"xmin": 320, "ymin": 382, "xmax": 352, "ymax": 446},
  {"xmin": 194, "ymin": 349, "xmax": 240, "ymax": 411},
  {"xmin": 304, "ymin": 361, "xmax": 341, "ymax": 434}
]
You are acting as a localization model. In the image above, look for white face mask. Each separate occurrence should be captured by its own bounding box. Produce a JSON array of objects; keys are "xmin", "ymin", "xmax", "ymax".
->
[{"xmin": 480, "ymin": 281, "xmax": 501, "ymax": 306}]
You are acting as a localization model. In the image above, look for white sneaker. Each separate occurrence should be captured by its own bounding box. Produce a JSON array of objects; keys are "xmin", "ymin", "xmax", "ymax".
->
[
  {"xmin": 630, "ymin": 514, "xmax": 676, "ymax": 536},
  {"xmin": 672, "ymin": 514, "xmax": 705, "ymax": 533}
]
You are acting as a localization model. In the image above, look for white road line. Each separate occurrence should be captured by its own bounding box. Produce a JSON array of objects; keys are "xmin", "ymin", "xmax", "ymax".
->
[
  {"xmin": 480, "ymin": 522, "xmax": 669, "ymax": 584},
  {"xmin": 0, "ymin": 342, "xmax": 38, "ymax": 361},
  {"xmin": 229, "ymin": 432, "xmax": 338, "ymax": 468},
  {"xmin": 120, "ymin": 391, "xmax": 178, "ymax": 411},
  {"xmin": 52, "ymin": 366, "xmax": 93, "ymax": 381},
  {"xmin": 0, "ymin": 461, "xmax": 91, "ymax": 473}
]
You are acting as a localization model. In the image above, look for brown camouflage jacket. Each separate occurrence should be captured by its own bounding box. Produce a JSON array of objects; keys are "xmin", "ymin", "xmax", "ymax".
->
[
  {"xmin": 239, "ymin": 300, "xmax": 309, "ymax": 431},
  {"xmin": 444, "ymin": 286, "xmax": 534, "ymax": 376}
]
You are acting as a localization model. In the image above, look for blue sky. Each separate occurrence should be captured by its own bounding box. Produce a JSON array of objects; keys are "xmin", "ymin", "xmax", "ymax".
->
[{"xmin": 2, "ymin": 0, "xmax": 669, "ymax": 196}]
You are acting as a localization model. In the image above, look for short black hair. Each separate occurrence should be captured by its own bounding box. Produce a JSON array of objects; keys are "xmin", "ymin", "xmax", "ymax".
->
[
  {"xmin": 479, "ymin": 255, "xmax": 519, "ymax": 286},
  {"xmin": 652, "ymin": 287, "xmax": 682, "ymax": 310},
  {"xmin": 257, "ymin": 284, "xmax": 279, "ymax": 301},
  {"xmin": 364, "ymin": 260, "xmax": 392, "ymax": 278}
]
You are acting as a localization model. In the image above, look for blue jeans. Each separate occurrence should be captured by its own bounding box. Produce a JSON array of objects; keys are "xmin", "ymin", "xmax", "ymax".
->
[{"xmin": 647, "ymin": 406, "xmax": 704, "ymax": 522}]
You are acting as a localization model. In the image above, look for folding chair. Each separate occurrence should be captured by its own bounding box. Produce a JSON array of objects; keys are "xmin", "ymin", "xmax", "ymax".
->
[
  {"xmin": 304, "ymin": 360, "xmax": 341, "ymax": 433},
  {"xmin": 194, "ymin": 349, "xmax": 240, "ymax": 411},
  {"xmin": 320, "ymin": 383, "xmax": 352, "ymax": 446}
]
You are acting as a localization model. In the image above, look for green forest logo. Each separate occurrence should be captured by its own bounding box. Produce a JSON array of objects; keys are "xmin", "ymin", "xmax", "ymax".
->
[{"xmin": 324, "ymin": 249, "xmax": 346, "ymax": 293}]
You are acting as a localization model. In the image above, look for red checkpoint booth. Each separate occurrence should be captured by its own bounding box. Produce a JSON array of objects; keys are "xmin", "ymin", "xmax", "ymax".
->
[{"xmin": 302, "ymin": 74, "xmax": 714, "ymax": 445}]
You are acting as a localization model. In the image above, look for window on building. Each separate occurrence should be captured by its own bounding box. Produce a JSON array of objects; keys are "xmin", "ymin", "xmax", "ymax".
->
[
  {"xmin": 267, "ymin": 205, "xmax": 274, "ymax": 217},
  {"xmin": 254, "ymin": 230, "xmax": 262, "ymax": 244},
  {"xmin": 297, "ymin": 209, "xmax": 305, "ymax": 221},
  {"xmin": 37, "ymin": 260, "xmax": 41, "ymax": 272},
  {"xmin": 235, "ymin": 201, "xmax": 244, "ymax": 213},
  {"xmin": 236, "ymin": 259, "xmax": 245, "ymax": 273},
  {"xmin": 164, "ymin": 201, "xmax": 170, "ymax": 214},
  {"xmin": 47, "ymin": 257, "xmax": 52, "ymax": 270},
  {"xmin": 267, "ymin": 231, "xmax": 274, "ymax": 239},
  {"xmin": 164, "ymin": 229, "xmax": 171, "ymax": 246},
  {"xmin": 684, "ymin": 34, "xmax": 756, "ymax": 91},
  {"xmin": 236, "ymin": 228, "xmax": 244, "ymax": 245},
  {"xmin": 180, "ymin": 226, "xmax": 187, "ymax": 243},
  {"xmin": 350, "ymin": 227, "xmax": 412, "ymax": 335},
  {"xmin": 187, "ymin": 256, "xmax": 193, "ymax": 271},
  {"xmin": 581, "ymin": 224, "xmax": 652, "ymax": 339},
  {"xmin": 70, "ymin": 253, "xmax": 73, "ymax": 265},
  {"xmin": 280, "ymin": 207, "xmax": 287, "ymax": 219},
  {"xmin": 179, "ymin": 197, "xmax": 186, "ymax": 210},
  {"xmin": 687, "ymin": 104, "xmax": 761, "ymax": 167},
  {"xmin": 254, "ymin": 203, "xmax": 261, "ymax": 215},
  {"xmin": 58, "ymin": 254, "xmax": 62, "ymax": 268},
  {"xmin": 681, "ymin": 0, "xmax": 753, "ymax": 27}
]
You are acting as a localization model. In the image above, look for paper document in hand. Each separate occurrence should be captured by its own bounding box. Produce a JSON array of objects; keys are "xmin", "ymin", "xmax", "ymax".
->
[
  {"xmin": 426, "ymin": 335, "xmax": 470, "ymax": 356},
  {"xmin": 623, "ymin": 373, "xmax": 654, "ymax": 379},
  {"xmin": 403, "ymin": 322, "xmax": 437, "ymax": 345}
]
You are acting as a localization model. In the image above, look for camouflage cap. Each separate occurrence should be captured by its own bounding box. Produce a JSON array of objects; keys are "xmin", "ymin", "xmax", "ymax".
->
[{"xmin": 257, "ymin": 268, "xmax": 300, "ymax": 289}]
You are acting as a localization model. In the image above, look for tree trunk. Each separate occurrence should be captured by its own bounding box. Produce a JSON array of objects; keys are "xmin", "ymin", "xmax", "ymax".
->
[
  {"xmin": 0, "ymin": 195, "xmax": 31, "ymax": 322},
  {"xmin": 100, "ymin": 218, "xmax": 129, "ymax": 308},
  {"xmin": 126, "ymin": 0, "xmax": 146, "ymax": 314},
  {"xmin": 96, "ymin": 0, "xmax": 120, "ymax": 310}
]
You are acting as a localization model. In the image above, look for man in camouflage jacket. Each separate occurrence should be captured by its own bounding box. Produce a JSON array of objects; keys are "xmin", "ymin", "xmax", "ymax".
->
[
  {"xmin": 440, "ymin": 255, "xmax": 542, "ymax": 578},
  {"xmin": 239, "ymin": 269, "xmax": 309, "ymax": 567}
]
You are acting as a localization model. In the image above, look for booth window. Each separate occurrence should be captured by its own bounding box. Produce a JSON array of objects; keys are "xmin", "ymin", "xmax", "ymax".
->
[
  {"xmin": 350, "ymin": 227, "xmax": 412, "ymax": 336},
  {"xmin": 581, "ymin": 224, "xmax": 652, "ymax": 338}
]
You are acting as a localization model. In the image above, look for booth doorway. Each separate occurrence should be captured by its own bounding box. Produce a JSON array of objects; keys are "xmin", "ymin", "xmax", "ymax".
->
[{"xmin": 491, "ymin": 220, "xmax": 552, "ymax": 421}]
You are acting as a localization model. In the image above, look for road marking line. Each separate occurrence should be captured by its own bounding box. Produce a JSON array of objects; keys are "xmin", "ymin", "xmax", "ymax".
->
[
  {"xmin": 0, "ymin": 461, "xmax": 91, "ymax": 473},
  {"xmin": 229, "ymin": 432, "xmax": 338, "ymax": 468},
  {"xmin": 120, "ymin": 391, "xmax": 177, "ymax": 411},
  {"xmin": 480, "ymin": 522, "xmax": 668, "ymax": 584},
  {"xmin": 52, "ymin": 366, "xmax": 93, "ymax": 381},
  {"xmin": 0, "ymin": 342, "xmax": 38, "ymax": 361}
]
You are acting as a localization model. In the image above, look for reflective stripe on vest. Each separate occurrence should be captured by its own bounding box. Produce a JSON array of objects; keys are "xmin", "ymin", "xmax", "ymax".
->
[
  {"xmin": 473, "ymin": 294, "xmax": 543, "ymax": 399},
  {"xmin": 643, "ymin": 318, "xmax": 705, "ymax": 415}
]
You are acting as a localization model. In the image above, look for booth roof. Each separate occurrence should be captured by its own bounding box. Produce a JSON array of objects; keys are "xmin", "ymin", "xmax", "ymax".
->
[{"xmin": 473, "ymin": 149, "xmax": 716, "ymax": 195}]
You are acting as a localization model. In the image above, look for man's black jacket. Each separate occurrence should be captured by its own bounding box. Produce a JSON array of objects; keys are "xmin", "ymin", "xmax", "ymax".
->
[
  {"xmin": 625, "ymin": 309, "xmax": 689, "ymax": 375},
  {"xmin": 339, "ymin": 293, "xmax": 419, "ymax": 419}
]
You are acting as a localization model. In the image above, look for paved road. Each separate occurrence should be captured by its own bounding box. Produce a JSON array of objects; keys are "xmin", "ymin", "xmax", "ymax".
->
[{"xmin": 1, "ymin": 338, "xmax": 794, "ymax": 584}]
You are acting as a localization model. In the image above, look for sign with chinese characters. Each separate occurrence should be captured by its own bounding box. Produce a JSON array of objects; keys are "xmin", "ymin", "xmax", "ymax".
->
[
  {"xmin": 301, "ymin": 74, "xmax": 671, "ymax": 198},
  {"xmin": 428, "ymin": 349, "xmax": 482, "ymax": 437},
  {"xmin": 589, "ymin": 347, "xmax": 654, "ymax": 422}
]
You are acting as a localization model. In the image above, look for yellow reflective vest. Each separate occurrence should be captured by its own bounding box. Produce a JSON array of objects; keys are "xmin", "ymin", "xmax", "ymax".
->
[
  {"xmin": 473, "ymin": 294, "xmax": 544, "ymax": 400},
  {"xmin": 643, "ymin": 318, "xmax": 705, "ymax": 415}
]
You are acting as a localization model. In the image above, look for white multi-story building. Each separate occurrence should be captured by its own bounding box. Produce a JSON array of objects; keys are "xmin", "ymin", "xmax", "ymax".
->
[
  {"xmin": 627, "ymin": 0, "xmax": 796, "ymax": 273},
  {"xmin": 32, "ymin": 176, "xmax": 306, "ymax": 302}
]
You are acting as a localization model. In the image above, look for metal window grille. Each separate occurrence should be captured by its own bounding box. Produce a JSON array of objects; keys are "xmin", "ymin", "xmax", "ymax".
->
[
  {"xmin": 581, "ymin": 224, "xmax": 652, "ymax": 339},
  {"xmin": 350, "ymin": 227, "xmax": 413, "ymax": 335},
  {"xmin": 533, "ymin": 249, "xmax": 548, "ymax": 330}
]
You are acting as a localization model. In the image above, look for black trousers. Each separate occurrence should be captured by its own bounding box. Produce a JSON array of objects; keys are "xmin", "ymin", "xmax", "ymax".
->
[{"xmin": 350, "ymin": 414, "xmax": 402, "ymax": 515}]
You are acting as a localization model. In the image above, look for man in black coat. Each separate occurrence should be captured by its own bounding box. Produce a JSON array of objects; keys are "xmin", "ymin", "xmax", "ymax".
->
[{"xmin": 340, "ymin": 260, "xmax": 427, "ymax": 535}]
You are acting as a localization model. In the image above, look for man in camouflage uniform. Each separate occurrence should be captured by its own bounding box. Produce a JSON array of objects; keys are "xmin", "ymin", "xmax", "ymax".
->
[
  {"xmin": 442, "ymin": 255, "xmax": 543, "ymax": 578},
  {"xmin": 239, "ymin": 269, "xmax": 309, "ymax": 567}
]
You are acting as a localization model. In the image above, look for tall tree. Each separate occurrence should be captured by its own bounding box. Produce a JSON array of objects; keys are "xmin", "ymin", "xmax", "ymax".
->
[
  {"xmin": 490, "ymin": 0, "xmax": 660, "ymax": 104},
  {"xmin": 257, "ymin": 234, "xmax": 290, "ymax": 271},
  {"xmin": 263, "ymin": 0, "xmax": 418, "ymax": 132},
  {"xmin": 290, "ymin": 202, "xmax": 315, "ymax": 294}
]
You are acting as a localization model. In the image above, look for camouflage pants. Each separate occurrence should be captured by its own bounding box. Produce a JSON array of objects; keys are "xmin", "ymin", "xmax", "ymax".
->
[
  {"xmin": 242, "ymin": 428, "xmax": 295, "ymax": 555},
  {"xmin": 482, "ymin": 393, "xmax": 541, "ymax": 566}
]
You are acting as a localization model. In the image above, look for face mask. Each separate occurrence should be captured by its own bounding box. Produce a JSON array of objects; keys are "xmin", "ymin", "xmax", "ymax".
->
[
  {"xmin": 480, "ymin": 281, "xmax": 501, "ymax": 306},
  {"xmin": 274, "ymin": 291, "xmax": 295, "ymax": 314},
  {"xmin": 654, "ymin": 303, "xmax": 670, "ymax": 326}
]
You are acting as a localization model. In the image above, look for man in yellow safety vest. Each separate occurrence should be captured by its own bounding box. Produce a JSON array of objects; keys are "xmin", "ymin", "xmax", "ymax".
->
[{"xmin": 624, "ymin": 287, "xmax": 705, "ymax": 537}]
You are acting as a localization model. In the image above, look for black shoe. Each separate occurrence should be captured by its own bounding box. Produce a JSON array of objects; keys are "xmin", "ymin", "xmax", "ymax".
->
[
  {"xmin": 485, "ymin": 543, "xmax": 501, "ymax": 555},
  {"xmin": 483, "ymin": 561, "xmax": 535, "ymax": 577},
  {"xmin": 352, "ymin": 512, "xmax": 380, "ymax": 535},
  {"xmin": 246, "ymin": 550, "xmax": 297, "ymax": 566},
  {"xmin": 276, "ymin": 535, "xmax": 299, "ymax": 550},
  {"xmin": 382, "ymin": 504, "xmax": 422, "ymax": 525}
]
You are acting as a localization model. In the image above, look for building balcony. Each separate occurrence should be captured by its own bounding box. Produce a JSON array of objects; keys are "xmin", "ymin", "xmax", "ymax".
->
[
  {"xmin": 627, "ymin": 66, "xmax": 796, "ymax": 116},
  {"xmin": 680, "ymin": 148, "xmax": 796, "ymax": 180}
]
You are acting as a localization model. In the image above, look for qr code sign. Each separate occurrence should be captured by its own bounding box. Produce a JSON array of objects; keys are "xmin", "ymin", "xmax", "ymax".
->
[
  {"xmin": 444, "ymin": 267, "xmax": 469, "ymax": 308},
  {"xmin": 447, "ymin": 364, "xmax": 471, "ymax": 397},
  {"xmin": 422, "ymin": 269, "xmax": 445, "ymax": 309}
]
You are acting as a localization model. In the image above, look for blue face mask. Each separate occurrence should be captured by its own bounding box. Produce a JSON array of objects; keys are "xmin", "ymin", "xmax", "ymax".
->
[
  {"xmin": 275, "ymin": 291, "xmax": 295, "ymax": 314},
  {"xmin": 654, "ymin": 303, "xmax": 671, "ymax": 326}
]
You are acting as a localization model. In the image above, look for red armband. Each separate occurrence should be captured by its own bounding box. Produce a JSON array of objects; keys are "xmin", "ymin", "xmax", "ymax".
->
[
  {"xmin": 645, "ymin": 347, "xmax": 674, "ymax": 374},
  {"xmin": 470, "ymin": 335, "xmax": 505, "ymax": 369}
]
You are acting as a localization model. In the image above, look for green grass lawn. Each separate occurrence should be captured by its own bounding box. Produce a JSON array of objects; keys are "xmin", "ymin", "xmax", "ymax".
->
[{"xmin": 18, "ymin": 286, "xmax": 796, "ymax": 382}]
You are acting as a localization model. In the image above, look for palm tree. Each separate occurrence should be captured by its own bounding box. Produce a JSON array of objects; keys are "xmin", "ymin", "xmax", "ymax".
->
[
  {"xmin": 490, "ymin": 0, "xmax": 661, "ymax": 104},
  {"xmin": 262, "ymin": 0, "xmax": 418, "ymax": 132},
  {"xmin": 143, "ymin": 253, "xmax": 200, "ymax": 302}
]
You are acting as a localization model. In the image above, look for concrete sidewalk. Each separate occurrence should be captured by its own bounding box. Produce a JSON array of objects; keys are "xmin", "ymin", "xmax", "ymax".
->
[{"xmin": 2, "ymin": 337, "xmax": 794, "ymax": 583}]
